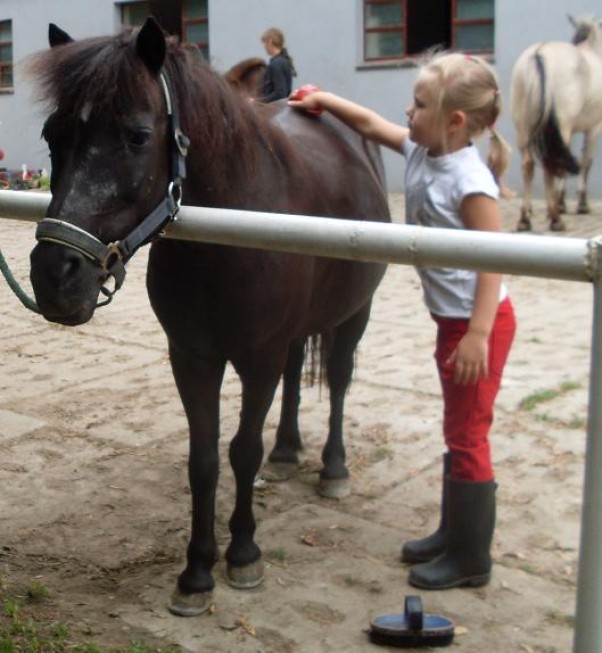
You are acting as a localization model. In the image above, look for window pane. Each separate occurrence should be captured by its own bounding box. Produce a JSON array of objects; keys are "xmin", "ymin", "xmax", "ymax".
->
[
  {"xmin": 366, "ymin": 31, "xmax": 404, "ymax": 58},
  {"xmin": 1, "ymin": 68, "xmax": 12, "ymax": 86},
  {"xmin": 121, "ymin": 2, "xmax": 151, "ymax": 27},
  {"xmin": 0, "ymin": 20, "xmax": 11, "ymax": 41},
  {"xmin": 0, "ymin": 43, "xmax": 12, "ymax": 62},
  {"xmin": 185, "ymin": 22, "xmax": 208, "ymax": 44},
  {"xmin": 184, "ymin": 0, "xmax": 208, "ymax": 20},
  {"xmin": 456, "ymin": 0, "xmax": 494, "ymax": 21},
  {"xmin": 456, "ymin": 23, "xmax": 494, "ymax": 51},
  {"xmin": 365, "ymin": 1, "xmax": 403, "ymax": 28}
]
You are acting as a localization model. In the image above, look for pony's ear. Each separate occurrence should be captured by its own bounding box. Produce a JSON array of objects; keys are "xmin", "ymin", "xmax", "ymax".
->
[
  {"xmin": 567, "ymin": 14, "xmax": 577, "ymax": 28},
  {"xmin": 136, "ymin": 16, "xmax": 166, "ymax": 74},
  {"xmin": 48, "ymin": 23, "xmax": 74, "ymax": 47}
]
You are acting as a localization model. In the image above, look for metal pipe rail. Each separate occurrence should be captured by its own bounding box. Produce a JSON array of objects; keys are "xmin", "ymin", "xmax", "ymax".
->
[
  {"xmin": 1, "ymin": 190, "xmax": 601, "ymax": 652},
  {"xmin": 0, "ymin": 190, "xmax": 595, "ymax": 281}
]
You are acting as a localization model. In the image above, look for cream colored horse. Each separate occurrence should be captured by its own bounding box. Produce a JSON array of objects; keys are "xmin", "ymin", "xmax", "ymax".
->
[{"xmin": 510, "ymin": 16, "xmax": 602, "ymax": 231}]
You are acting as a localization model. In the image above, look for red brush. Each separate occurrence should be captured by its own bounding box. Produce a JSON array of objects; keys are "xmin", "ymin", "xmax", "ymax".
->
[{"xmin": 289, "ymin": 84, "xmax": 323, "ymax": 116}]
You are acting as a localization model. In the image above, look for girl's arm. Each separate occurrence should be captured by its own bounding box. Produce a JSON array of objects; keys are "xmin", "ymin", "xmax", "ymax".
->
[
  {"xmin": 288, "ymin": 90, "xmax": 409, "ymax": 152},
  {"xmin": 447, "ymin": 193, "xmax": 503, "ymax": 385}
]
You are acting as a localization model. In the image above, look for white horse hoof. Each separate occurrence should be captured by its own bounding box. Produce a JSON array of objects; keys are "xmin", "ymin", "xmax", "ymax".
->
[
  {"xmin": 318, "ymin": 477, "xmax": 350, "ymax": 499},
  {"xmin": 226, "ymin": 558, "xmax": 265, "ymax": 589},
  {"xmin": 167, "ymin": 588, "xmax": 214, "ymax": 617}
]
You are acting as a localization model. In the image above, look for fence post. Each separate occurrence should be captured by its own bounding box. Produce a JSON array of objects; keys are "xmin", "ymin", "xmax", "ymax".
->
[{"xmin": 574, "ymin": 237, "xmax": 602, "ymax": 652}]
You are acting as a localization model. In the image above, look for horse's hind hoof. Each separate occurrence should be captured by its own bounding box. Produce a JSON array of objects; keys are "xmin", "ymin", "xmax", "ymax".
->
[
  {"xmin": 550, "ymin": 219, "xmax": 566, "ymax": 232},
  {"xmin": 516, "ymin": 219, "xmax": 532, "ymax": 232},
  {"xmin": 167, "ymin": 588, "xmax": 214, "ymax": 617},
  {"xmin": 318, "ymin": 477, "xmax": 350, "ymax": 499},
  {"xmin": 226, "ymin": 558, "xmax": 265, "ymax": 589}
]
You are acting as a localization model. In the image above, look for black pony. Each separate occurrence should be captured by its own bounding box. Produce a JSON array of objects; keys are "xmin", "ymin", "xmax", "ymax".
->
[{"xmin": 28, "ymin": 18, "xmax": 390, "ymax": 615}]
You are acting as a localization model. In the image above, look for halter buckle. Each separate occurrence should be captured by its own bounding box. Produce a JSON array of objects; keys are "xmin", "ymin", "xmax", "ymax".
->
[
  {"xmin": 101, "ymin": 241, "xmax": 124, "ymax": 276},
  {"xmin": 175, "ymin": 128, "xmax": 190, "ymax": 157}
]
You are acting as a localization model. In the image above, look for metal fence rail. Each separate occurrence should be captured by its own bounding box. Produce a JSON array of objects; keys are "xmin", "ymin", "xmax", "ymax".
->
[{"xmin": 1, "ymin": 190, "xmax": 601, "ymax": 652}]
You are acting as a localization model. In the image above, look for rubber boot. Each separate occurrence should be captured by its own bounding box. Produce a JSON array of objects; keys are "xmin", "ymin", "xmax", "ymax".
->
[
  {"xmin": 408, "ymin": 478, "xmax": 496, "ymax": 590},
  {"xmin": 400, "ymin": 453, "xmax": 450, "ymax": 563}
]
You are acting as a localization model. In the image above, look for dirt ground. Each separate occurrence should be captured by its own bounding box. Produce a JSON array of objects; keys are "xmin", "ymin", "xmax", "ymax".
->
[{"xmin": 0, "ymin": 192, "xmax": 599, "ymax": 652}]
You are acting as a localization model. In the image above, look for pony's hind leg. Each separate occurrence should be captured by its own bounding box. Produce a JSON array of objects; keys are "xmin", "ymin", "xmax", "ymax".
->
[
  {"xmin": 319, "ymin": 302, "xmax": 372, "ymax": 499},
  {"xmin": 167, "ymin": 348, "xmax": 226, "ymax": 617},
  {"xmin": 268, "ymin": 337, "xmax": 306, "ymax": 465},
  {"xmin": 517, "ymin": 147, "xmax": 535, "ymax": 231},
  {"xmin": 544, "ymin": 169, "xmax": 566, "ymax": 231},
  {"xmin": 226, "ymin": 362, "xmax": 282, "ymax": 588},
  {"xmin": 576, "ymin": 131, "xmax": 597, "ymax": 214}
]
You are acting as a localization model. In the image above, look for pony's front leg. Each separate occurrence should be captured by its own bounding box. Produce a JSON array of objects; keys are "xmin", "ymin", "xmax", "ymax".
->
[
  {"xmin": 226, "ymin": 366, "xmax": 281, "ymax": 588},
  {"xmin": 319, "ymin": 303, "xmax": 372, "ymax": 499},
  {"xmin": 167, "ymin": 346, "xmax": 226, "ymax": 617}
]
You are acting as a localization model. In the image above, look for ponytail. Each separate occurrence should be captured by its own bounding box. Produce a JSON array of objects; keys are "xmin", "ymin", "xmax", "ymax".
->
[{"xmin": 487, "ymin": 127, "xmax": 514, "ymax": 198}]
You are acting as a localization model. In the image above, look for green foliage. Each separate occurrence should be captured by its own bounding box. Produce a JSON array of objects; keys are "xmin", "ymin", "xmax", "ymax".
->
[{"xmin": 0, "ymin": 581, "xmax": 181, "ymax": 653}]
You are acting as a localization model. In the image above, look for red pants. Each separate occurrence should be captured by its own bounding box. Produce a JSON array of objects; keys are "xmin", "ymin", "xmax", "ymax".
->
[{"xmin": 432, "ymin": 298, "xmax": 516, "ymax": 481}]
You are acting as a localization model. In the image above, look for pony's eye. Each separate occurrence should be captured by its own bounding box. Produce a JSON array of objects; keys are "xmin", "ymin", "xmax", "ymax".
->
[{"xmin": 128, "ymin": 129, "xmax": 152, "ymax": 148}]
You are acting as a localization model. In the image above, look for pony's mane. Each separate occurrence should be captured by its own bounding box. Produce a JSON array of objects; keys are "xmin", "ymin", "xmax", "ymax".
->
[{"xmin": 26, "ymin": 28, "xmax": 276, "ymax": 196}]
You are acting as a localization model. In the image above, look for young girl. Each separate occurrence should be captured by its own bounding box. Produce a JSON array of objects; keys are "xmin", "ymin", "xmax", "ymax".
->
[
  {"xmin": 289, "ymin": 53, "xmax": 516, "ymax": 590},
  {"xmin": 260, "ymin": 27, "xmax": 297, "ymax": 103}
]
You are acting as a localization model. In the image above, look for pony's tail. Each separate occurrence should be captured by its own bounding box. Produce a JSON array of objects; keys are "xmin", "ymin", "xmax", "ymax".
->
[{"xmin": 529, "ymin": 52, "xmax": 580, "ymax": 176}]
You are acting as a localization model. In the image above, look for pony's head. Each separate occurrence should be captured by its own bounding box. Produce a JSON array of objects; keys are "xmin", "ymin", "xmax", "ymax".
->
[
  {"xmin": 568, "ymin": 15, "xmax": 602, "ymax": 50},
  {"xmin": 29, "ymin": 18, "xmax": 182, "ymax": 325}
]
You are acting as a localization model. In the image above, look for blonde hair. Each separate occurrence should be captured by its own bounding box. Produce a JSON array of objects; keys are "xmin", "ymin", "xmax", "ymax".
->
[
  {"xmin": 417, "ymin": 52, "xmax": 511, "ymax": 188},
  {"xmin": 261, "ymin": 27, "xmax": 285, "ymax": 49}
]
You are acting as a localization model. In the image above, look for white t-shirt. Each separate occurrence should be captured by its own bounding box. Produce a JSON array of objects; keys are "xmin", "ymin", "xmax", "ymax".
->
[{"xmin": 401, "ymin": 139, "xmax": 508, "ymax": 318}]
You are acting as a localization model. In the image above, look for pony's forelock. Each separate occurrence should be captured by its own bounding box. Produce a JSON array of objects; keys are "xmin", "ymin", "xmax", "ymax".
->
[{"xmin": 25, "ymin": 28, "xmax": 263, "ymax": 193}]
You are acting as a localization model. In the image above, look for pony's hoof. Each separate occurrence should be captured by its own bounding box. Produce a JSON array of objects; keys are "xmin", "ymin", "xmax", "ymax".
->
[
  {"xmin": 516, "ymin": 219, "xmax": 532, "ymax": 232},
  {"xmin": 167, "ymin": 588, "xmax": 214, "ymax": 617},
  {"xmin": 577, "ymin": 205, "xmax": 590, "ymax": 215},
  {"xmin": 550, "ymin": 219, "xmax": 566, "ymax": 232},
  {"xmin": 267, "ymin": 447, "xmax": 300, "ymax": 466},
  {"xmin": 226, "ymin": 558, "xmax": 265, "ymax": 589},
  {"xmin": 318, "ymin": 477, "xmax": 350, "ymax": 499}
]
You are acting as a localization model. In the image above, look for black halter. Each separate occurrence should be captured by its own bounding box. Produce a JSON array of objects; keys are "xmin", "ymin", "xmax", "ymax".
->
[{"xmin": 35, "ymin": 70, "xmax": 190, "ymax": 306}]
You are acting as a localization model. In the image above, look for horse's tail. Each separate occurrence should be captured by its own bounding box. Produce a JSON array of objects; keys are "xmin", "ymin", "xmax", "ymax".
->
[
  {"xmin": 528, "ymin": 51, "xmax": 580, "ymax": 176},
  {"xmin": 303, "ymin": 332, "xmax": 357, "ymax": 390},
  {"xmin": 304, "ymin": 333, "xmax": 331, "ymax": 389}
]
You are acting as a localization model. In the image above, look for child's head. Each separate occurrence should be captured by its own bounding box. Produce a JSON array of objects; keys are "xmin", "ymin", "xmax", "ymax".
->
[
  {"xmin": 415, "ymin": 52, "xmax": 510, "ymax": 186},
  {"xmin": 261, "ymin": 27, "xmax": 285, "ymax": 53}
]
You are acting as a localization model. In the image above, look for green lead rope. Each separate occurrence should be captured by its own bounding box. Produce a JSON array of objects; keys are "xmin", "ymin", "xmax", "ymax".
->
[{"xmin": 0, "ymin": 247, "xmax": 40, "ymax": 313}]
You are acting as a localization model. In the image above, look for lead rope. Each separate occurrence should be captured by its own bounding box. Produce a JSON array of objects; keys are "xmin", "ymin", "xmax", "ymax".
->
[{"xmin": 0, "ymin": 246, "xmax": 40, "ymax": 313}]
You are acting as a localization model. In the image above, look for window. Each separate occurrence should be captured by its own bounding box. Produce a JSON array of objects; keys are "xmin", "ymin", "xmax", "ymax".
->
[
  {"xmin": 182, "ymin": 0, "xmax": 209, "ymax": 60},
  {"xmin": 453, "ymin": 0, "xmax": 494, "ymax": 52},
  {"xmin": 0, "ymin": 19, "xmax": 13, "ymax": 91},
  {"xmin": 120, "ymin": 1, "xmax": 151, "ymax": 28},
  {"xmin": 363, "ymin": 0, "xmax": 494, "ymax": 62}
]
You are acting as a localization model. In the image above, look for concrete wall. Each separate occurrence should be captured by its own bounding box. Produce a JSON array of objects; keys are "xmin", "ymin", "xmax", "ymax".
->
[{"xmin": 1, "ymin": 0, "xmax": 601, "ymax": 199}]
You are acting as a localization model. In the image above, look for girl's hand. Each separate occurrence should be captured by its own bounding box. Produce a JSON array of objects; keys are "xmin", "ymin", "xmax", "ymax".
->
[
  {"xmin": 288, "ymin": 85, "xmax": 324, "ymax": 115},
  {"xmin": 446, "ymin": 330, "xmax": 489, "ymax": 385}
]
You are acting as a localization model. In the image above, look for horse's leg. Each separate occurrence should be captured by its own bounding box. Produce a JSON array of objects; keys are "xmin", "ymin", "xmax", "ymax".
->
[
  {"xmin": 545, "ymin": 168, "xmax": 566, "ymax": 231},
  {"xmin": 268, "ymin": 337, "xmax": 306, "ymax": 464},
  {"xmin": 576, "ymin": 131, "xmax": 596, "ymax": 214},
  {"xmin": 226, "ymin": 363, "xmax": 282, "ymax": 588},
  {"xmin": 557, "ymin": 177, "xmax": 567, "ymax": 215},
  {"xmin": 319, "ymin": 302, "xmax": 372, "ymax": 499},
  {"xmin": 167, "ymin": 347, "xmax": 226, "ymax": 617},
  {"xmin": 517, "ymin": 147, "xmax": 535, "ymax": 231}
]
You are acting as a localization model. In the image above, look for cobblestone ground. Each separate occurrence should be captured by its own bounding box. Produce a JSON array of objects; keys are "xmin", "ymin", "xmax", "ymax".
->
[{"xmin": 0, "ymin": 192, "xmax": 600, "ymax": 652}]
